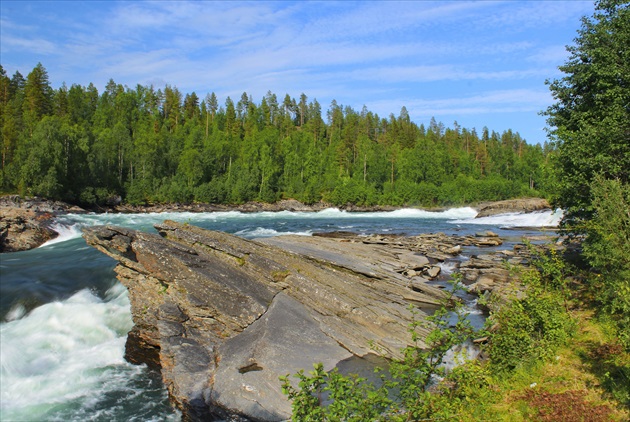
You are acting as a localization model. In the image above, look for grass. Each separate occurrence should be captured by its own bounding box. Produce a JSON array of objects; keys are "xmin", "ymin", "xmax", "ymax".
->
[{"xmin": 460, "ymin": 309, "xmax": 630, "ymax": 421}]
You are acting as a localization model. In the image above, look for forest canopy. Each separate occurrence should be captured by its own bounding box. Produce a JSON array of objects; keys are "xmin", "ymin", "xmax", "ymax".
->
[{"xmin": 0, "ymin": 64, "xmax": 550, "ymax": 207}]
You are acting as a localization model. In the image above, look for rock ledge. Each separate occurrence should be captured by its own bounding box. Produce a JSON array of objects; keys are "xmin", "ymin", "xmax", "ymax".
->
[{"xmin": 475, "ymin": 198, "xmax": 551, "ymax": 218}]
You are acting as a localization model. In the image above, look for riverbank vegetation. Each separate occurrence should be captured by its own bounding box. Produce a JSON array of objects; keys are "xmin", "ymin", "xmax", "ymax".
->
[
  {"xmin": 1, "ymin": 0, "xmax": 627, "ymax": 419},
  {"xmin": 0, "ymin": 67, "xmax": 548, "ymax": 207}
]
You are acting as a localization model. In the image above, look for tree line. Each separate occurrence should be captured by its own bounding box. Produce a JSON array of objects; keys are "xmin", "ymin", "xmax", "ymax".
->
[{"xmin": 0, "ymin": 63, "xmax": 550, "ymax": 207}]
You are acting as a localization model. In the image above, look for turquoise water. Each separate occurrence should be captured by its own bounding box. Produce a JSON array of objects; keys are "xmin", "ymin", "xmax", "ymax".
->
[{"xmin": 0, "ymin": 207, "xmax": 561, "ymax": 421}]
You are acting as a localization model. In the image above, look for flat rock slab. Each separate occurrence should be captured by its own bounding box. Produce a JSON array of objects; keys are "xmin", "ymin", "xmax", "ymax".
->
[
  {"xmin": 212, "ymin": 293, "xmax": 352, "ymax": 421},
  {"xmin": 259, "ymin": 235, "xmax": 446, "ymax": 303}
]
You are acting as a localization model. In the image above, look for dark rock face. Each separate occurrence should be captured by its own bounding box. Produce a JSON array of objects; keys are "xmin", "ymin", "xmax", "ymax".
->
[{"xmin": 83, "ymin": 221, "xmax": 536, "ymax": 420}]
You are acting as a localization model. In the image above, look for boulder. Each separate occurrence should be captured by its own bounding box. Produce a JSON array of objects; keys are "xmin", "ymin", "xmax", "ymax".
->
[
  {"xmin": 0, "ymin": 195, "xmax": 84, "ymax": 252},
  {"xmin": 0, "ymin": 211, "xmax": 57, "ymax": 252},
  {"xmin": 424, "ymin": 265, "xmax": 441, "ymax": 279},
  {"xmin": 475, "ymin": 198, "xmax": 551, "ymax": 218},
  {"xmin": 444, "ymin": 245, "xmax": 462, "ymax": 255},
  {"xmin": 475, "ymin": 237, "xmax": 503, "ymax": 246}
]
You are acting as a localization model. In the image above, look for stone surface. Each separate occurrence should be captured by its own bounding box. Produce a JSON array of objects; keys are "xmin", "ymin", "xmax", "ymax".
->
[
  {"xmin": 83, "ymin": 220, "xmax": 541, "ymax": 420},
  {"xmin": 425, "ymin": 266, "xmax": 442, "ymax": 279},
  {"xmin": 0, "ymin": 195, "xmax": 85, "ymax": 253},
  {"xmin": 212, "ymin": 293, "xmax": 352, "ymax": 421},
  {"xmin": 83, "ymin": 221, "xmax": 464, "ymax": 421},
  {"xmin": 0, "ymin": 211, "xmax": 56, "ymax": 252},
  {"xmin": 475, "ymin": 198, "xmax": 551, "ymax": 218}
]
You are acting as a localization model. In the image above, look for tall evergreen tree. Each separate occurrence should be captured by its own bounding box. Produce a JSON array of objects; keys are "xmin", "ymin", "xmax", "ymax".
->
[
  {"xmin": 23, "ymin": 63, "xmax": 53, "ymax": 130},
  {"xmin": 544, "ymin": 0, "xmax": 630, "ymax": 226}
]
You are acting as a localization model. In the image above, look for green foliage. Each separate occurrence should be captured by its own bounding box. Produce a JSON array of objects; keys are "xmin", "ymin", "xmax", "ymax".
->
[
  {"xmin": 544, "ymin": 0, "xmax": 630, "ymax": 352},
  {"xmin": 280, "ymin": 239, "xmax": 629, "ymax": 419},
  {"xmin": 584, "ymin": 176, "xmax": 630, "ymax": 274},
  {"xmin": 0, "ymin": 63, "xmax": 549, "ymax": 206},
  {"xmin": 281, "ymin": 363, "xmax": 392, "ymax": 422},
  {"xmin": 544, "ymin": 0, "xmax": 630, "ymax": 227},
  {"xmin": 486, "ymin": 287, "xmax": 575, "ymax": 372},
  {"xmin": 588, "ymin": 332, "xmax": 630, "ymax": 406},
  {"xmin": 485, "ymin": 247, "xmax": 576, "ymax": 373},
  {"xmin": 583, "ymin": 176, "xmax": 630, "ymax": 349}
]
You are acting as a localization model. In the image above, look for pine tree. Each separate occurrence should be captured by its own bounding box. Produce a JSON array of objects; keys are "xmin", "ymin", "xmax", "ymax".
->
[{"xmin": 23, "ymin": 63, "xmax": 53, "ymax": 130}]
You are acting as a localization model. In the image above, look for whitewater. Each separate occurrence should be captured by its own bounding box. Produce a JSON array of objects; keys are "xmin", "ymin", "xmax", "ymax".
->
[{"xmin": 0, "ymin": 207, "xmax": 561, "ymax": 421}]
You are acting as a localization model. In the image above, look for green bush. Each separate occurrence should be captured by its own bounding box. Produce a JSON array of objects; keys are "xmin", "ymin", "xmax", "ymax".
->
[
  {"xmin": 583, "ymin": 175, "xmax": 630, "ymax": 349},
  {"xmin": 485, "ymin": 248, "xmax": 576, "ymax": 372},
  {"xmin": 281, "ymin": 248, "xmax": 582, "ymax": 419}
]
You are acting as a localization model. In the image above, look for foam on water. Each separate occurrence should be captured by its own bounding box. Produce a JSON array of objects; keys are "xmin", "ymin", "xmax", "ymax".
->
[
  {"xmin": 234, "ymin": 227, "xmax": 313, "ymax": 238},
  {"xmin": 441, "ymin": 340, "xmax": 481, "ymax": 372},
  {"xmin": 313, "ymin": 207, "xmax": 478, "ymax": 219},
  {"xmin": 438, "ymin": 261, "xmax": 458, "ymax": 275},
  {"xmin": 7, "ymin": 205, "xmax": 558, "ymax": 420},
  {"xmin": 0, "ymin": 284, "xmax": 176, "ymax": 421},
  {"xmin": 4, "ymin": 303, "xmax": 27, "ymax": 321},
  {"xmin": 451, "ymin": 209, "xmax": 563, "ymax": 227},
  {"xmin": 39, "ymin": 223, "xmax": 84, "ymax": 247},
  {"xmin": 40, "ymin": 206, "xmax": 482, "ymax": 247}
]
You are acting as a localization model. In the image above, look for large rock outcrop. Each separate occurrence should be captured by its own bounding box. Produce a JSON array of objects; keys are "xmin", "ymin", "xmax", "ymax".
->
[
  {"xmin": 83, "ymin": 221, "xmax": 537, "ymax": 420},
  {"xmin": 0, "ymin": 209, "xmax": 57, "ymax": 252},
  {"xmin": 83, "ymin": 221, "xmax": 454, "ymax": 421}
]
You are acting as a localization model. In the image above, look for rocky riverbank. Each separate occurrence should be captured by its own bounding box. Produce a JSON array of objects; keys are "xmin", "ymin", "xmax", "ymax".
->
[
  {"xmin": 0, "ymin": 195, "xmax": 84, "ymax": 252},
  {"xmin": 92, "ymin": 198, "xmax": 402, "ymax": 214},
  {"xmin": 92, "ymin": 197, "xmax": 551, "ymax": 216},
  {"xmin": 83, "ymin": 221, "xmax": 545, "ymax": 421}
]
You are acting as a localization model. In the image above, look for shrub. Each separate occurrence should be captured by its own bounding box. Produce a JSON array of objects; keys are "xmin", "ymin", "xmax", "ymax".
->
[
  {"xmin": 582, "ymin": 176, "xmax": 630, "ymax": 349},
  {"xmin": 485, "ymin": 247, "xmax": 576, "ymax": 372}
]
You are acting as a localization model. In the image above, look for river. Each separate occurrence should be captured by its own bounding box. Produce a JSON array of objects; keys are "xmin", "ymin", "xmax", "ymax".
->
[{"xmin": 0, "ymin": 207, "xmax": 562, "ymax": 421}]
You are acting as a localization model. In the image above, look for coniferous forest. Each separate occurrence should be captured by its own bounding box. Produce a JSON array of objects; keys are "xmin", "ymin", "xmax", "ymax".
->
[{"xmin": 0, "ymin": 63, "xmax": 550, "ymax": 207}]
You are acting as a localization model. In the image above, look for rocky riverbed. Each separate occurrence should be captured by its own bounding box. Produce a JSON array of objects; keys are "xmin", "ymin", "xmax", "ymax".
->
[{"xmin": 82, "ymin": 220, "xmax": 547, "ymax": 421}]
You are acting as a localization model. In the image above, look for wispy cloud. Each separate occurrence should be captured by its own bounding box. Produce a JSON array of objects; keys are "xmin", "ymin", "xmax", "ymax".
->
[
  {"xmin": 367, "ymin": 89, "xmax": 552, "ymax": 122},
  {"xmin": 347, "ymin": 66, "xmax": 549, "ymax": 83},
  {"xmin": 0, "ymin": 35, "xmax": 57, "ymax": 55},
  {"xmin": 526, "ymin": 45, "xmax": 571, "ymax": 65},
  {"xmin": 0, "ymin": 0, "xmax": 593, "ymax": 144},
  {"xmin": 483, "ymin": 1, "xmax": 593, "ymax": 30}
]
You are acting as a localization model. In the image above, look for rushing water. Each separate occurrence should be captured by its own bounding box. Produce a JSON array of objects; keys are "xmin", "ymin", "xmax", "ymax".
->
[{"xmin": 0, "ymin": 207, "xmax": 562, "ymax": 421}]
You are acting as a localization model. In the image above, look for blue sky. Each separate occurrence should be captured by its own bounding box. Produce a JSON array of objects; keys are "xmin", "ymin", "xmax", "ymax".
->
[{"xmin": 1, "ymin": 0, "xmax": 594, "ymax": 144}]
